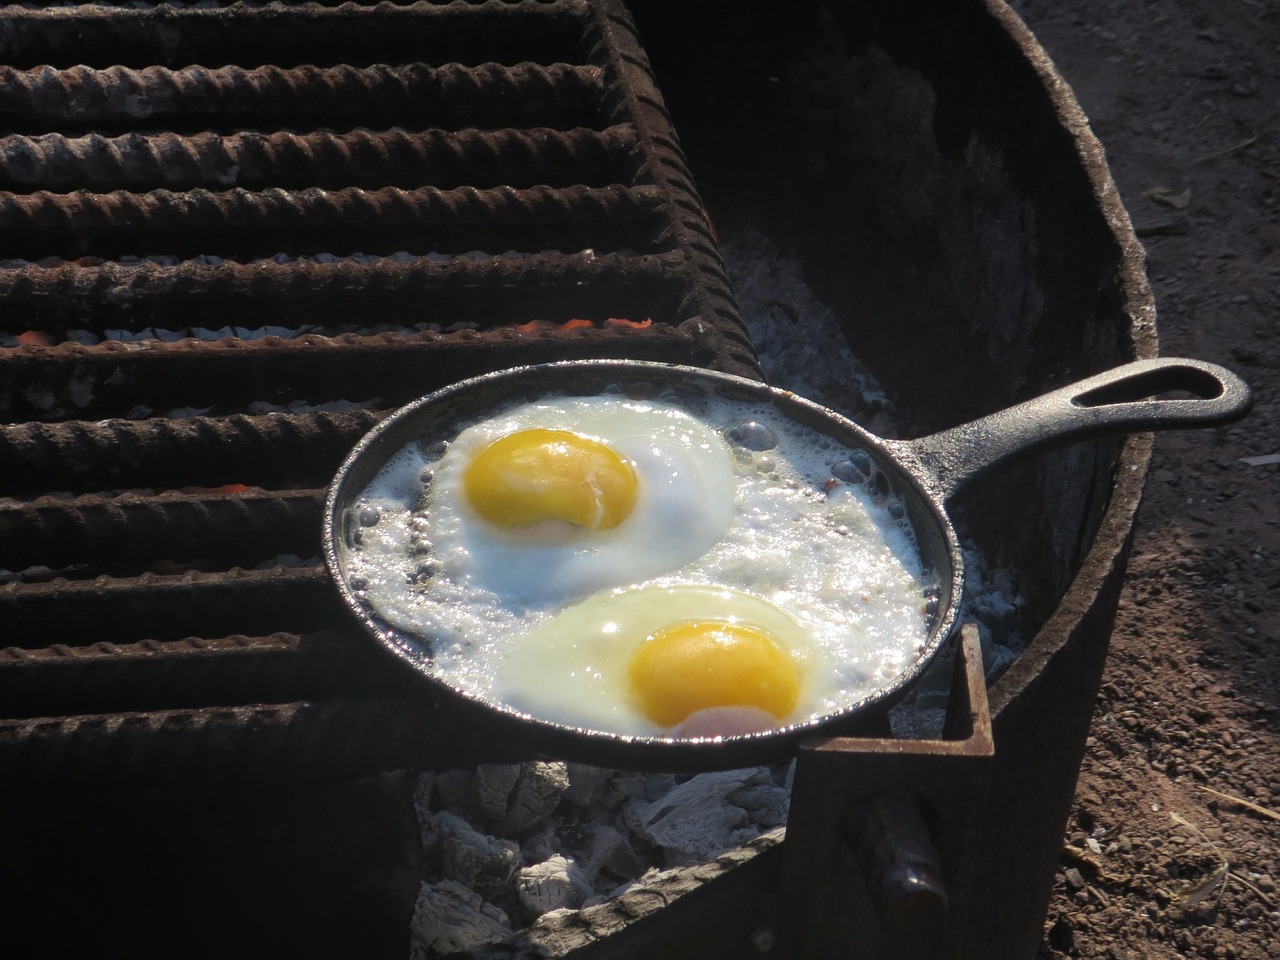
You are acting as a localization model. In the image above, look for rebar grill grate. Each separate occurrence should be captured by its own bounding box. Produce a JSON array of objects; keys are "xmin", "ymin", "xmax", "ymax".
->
[{"xmin": 0, "ymin": 0, "xmax": 753, "ymax": 782}]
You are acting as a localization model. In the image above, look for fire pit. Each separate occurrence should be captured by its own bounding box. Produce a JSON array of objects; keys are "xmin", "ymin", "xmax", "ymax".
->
[{"xmin": 0, "ymin": 1, "xmax": 1171, "ymax": 957}]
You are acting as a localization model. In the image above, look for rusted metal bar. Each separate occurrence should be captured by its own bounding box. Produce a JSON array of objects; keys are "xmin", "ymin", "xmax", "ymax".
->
[
  {"xmin": 581, "ymin": 2, "xmax": 757, "ymax": 380},
  {"xmin": 0, "ymin": 695, "xmax": 527, "ymax": 785},
  {"xmin": 0, "ymin": 323, "xmax": 710, "ymax": 424},
  {"xmin": 0, "ymin": 62, "xmax": 604, "ymax": 134},
  {"xmin": 0, "ymin": 488, "xmax": 326, "ymax": 572},
  {"xmin": 0, "ymin": 126, "xmax": 637, "ymax": 192},
  {"xmin": 0, "ymin": 629, "xmax": 408, "ymax": 719},
  {"xmin": 779, "ymin": 627, "xmax": 994, "ymax": 959},
  {"xmin": 0, "ymin": 2, "xmax": 586, "ymax": 71},
  {"xmin": 0, "ymin": 249, "xmax": 679, "ymax": 332},
  {"xmin": 0, "ymin": 184, "xmax": 669, "ymax": 260},
  {"xmin": 0, "ymin": 566, "xmax": 346, "ymax": 649},
  {"xmin": 0, "ymin": 410, "xmax": 385, "ymax": 497}
]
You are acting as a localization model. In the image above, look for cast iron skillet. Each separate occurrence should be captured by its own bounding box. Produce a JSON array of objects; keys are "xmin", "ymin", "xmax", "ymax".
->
[{"xmin": 323, "ymin": 358, "xmax": 1251, "ymax": 770}]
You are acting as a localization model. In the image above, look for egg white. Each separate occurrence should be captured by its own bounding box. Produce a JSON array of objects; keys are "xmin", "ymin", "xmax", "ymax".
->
[
  {"xmin": 427, "ymin": 396, "xmax": 737, "ymax": 605},
  {"xmin": 495, "ymin": 584, "xmax": 819, "ymax": 736}
]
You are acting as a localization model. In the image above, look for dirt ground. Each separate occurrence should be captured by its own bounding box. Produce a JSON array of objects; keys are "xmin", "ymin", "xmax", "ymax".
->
[{"xmin": 1008, "ymin": 1, "xmax": 1280, "ymax": 957}]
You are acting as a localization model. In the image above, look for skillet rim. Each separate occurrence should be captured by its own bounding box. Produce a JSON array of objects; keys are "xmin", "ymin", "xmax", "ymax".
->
[{"xmin": 322, "ymin": 359, "xmax": 964, "ymax": 770}]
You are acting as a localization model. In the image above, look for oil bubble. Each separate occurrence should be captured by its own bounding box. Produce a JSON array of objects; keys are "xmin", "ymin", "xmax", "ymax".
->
[
  {"xmin": 358, "ymin": 506, "xmax": 380, "ymax": 527},
  {"xmin": 419, "ymin": 439, "xmax": 449, "ymax": 461},
  {"xmin": 867, "ymin": 472, "xmax": 891, "ymax": 500},
  {"xmin": 728, "ymin": 420, "xmax": 778, "ymax": 451},
  {"xmin": 830, "ymin": 450, "xmax": 874, "ymax": 483}
]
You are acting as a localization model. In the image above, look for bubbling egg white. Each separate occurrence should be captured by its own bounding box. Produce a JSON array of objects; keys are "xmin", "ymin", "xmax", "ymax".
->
[
  {"xmin": 496, "ymin": 585, "xmax": 816, "ymax": 736},
  {"xmin": 428, "ymin": 397, "xmax": 737, "ymax": 605},
  {"xmin": 341, "ymin": 389, "xmax": 934, "ymax": 737}
]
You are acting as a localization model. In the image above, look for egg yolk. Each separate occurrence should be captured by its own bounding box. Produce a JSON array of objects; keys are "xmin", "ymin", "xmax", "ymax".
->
[
  {"xmin": 627, "ymin": 621, "xmax": 800, "ymax": 728},
  {"xmin": 464, "ymin": 428, "xmax": 637, "ymax": 530}
]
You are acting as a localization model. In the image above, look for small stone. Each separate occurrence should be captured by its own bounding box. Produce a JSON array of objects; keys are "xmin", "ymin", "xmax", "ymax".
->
[
  {"xmin": 433, "ymin": 811, "xmax": 521, "ymax": 890},
  {"xmin": 433, "ymin": 769, "xmax": 476, "ymax": 813},
  {"xmin": 624, "ymin": 768, "xmax": 771, "ymax": 865},
  {"xmin": 473, "ymin": 764, "xmax": 523, "ymax": 821},
  {"xmin": 729, "ymin": 782, "xmax": 791, "ymax": 827},
  {"xmin": 409, "ymin": 880, "xmax": 511, "ymax": 958},
  {"xmin": 564, "ymin": 762, "xmax": 614, "ymax": 805},
  {"xmin": 579, "ymin": 822, "xmax": 646, "ymax": 888},
  {"xmin": 1064, "ymin": 867, "xmax": 1087, "ymax": 890},
  {"xmin": 517, "ymin": 855, "xmax": 595, "ymax": 914},
  {"xmin": 495, "ymin": 761, "xmax": 570, "ymax": 834}
]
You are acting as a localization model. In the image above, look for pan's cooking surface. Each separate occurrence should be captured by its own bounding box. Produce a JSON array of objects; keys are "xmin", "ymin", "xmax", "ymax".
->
[
  {"xmin": 0, "ymin": 0, "xmax": 753, "ymax": 783},
  {"xmin": 324, "ymin": 361, "xmax": 956, "ymax": 768}
]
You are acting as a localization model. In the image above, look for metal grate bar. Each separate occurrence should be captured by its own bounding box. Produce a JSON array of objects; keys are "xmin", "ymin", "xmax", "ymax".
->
[
  {"xmin": 0, "ymin": 324, "xmax": 709, "ymax": 424},
  {"xmin": 0, "ymin": 126, "xmax": 638, "ymax": 192},
  {"xmin": 582, "ymin": 2, "xmax": 754, "ymax": 376},
  {"xmin": 0, "ymin": 629, "xmax": 404, "ymax": 719},
  {"xmin": 0, "ymin": 184, "xmax": 669, "ymax": 261},
  {"xmin": 0, "ymin": 410, "xmax": 386, "ymax": 497},
  {"xmin": 0, "ymin": 2, "xmax": 586, "ymax": 70},
  {"xmin": 0, "ymin": 488, "xmax": 326, "ymax": 571},
  {"xmin": 0, "ymin": 566, "xmax": 347, "ymax": 648},
  {"xmin": 0, "ymin": 696, "xmax": 525, "ymax": 785},
  {"xmin": 0, "ymin": 249, "xmax": 680, "ymax": 332},
  {"xmin": 0, "ymin": 62, "xmax": 604, "ymax": 135}
]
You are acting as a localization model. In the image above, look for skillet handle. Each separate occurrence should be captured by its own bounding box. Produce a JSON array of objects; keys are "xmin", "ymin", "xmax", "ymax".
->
[{"xmin": 884, "ymin": 357, "xmax": 1252, "ymax": 503}]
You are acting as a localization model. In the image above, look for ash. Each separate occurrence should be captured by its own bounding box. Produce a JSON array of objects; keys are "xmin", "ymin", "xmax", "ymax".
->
[
  {"xmin": 407, "ymin": 762, "xmax": 790, "ymax": 957},
  {"xmin": 405, "ymin": 228, "xmax": 1025, "ymax": 956}
]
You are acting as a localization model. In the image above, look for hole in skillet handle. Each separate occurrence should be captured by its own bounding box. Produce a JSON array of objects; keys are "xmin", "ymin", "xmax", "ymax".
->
[
  {"xmin": 1059, "ymin": 358, "xmax": 1252, "ymax": 436},
  {"xmin": 1073, "ymin": 362, "xmax": 1228, "ymax": 407}
]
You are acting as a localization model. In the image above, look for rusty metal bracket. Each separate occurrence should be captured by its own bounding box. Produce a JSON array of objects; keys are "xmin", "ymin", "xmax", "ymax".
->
[{"xmin": 779, "ymin": 625, "xmax": 994, "ymax": 959}]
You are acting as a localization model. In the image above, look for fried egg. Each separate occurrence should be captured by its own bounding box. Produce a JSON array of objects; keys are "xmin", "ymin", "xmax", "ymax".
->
[
  {"xmin": 425, "ymin": 396, "xmax": 736, "ymax": 606},
  {"xmin": 496, "ymin": 584, "xmax": 820, "ymax": 737},
  {"xmin": 342, "ymin": 387, "xmax": 932, "ymax": 739}
]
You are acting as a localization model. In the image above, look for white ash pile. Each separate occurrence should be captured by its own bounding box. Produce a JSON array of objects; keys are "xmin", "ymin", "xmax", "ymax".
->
[{"xmin": 407, "ymin": 761, "xmax": 791, "ymax": 957}]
